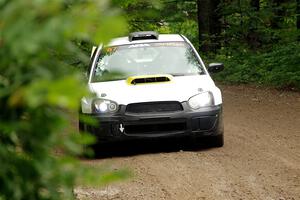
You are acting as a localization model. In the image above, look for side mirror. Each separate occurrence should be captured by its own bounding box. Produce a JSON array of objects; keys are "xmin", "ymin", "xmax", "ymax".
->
[{"xmin": 208, "ymin": 63, "xmax": 224, "ymax": 73}]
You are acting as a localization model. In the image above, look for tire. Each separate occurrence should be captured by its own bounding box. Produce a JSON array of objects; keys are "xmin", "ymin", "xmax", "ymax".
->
[
  {"xmin": 209, "ymin": 134, "xmax": 224, "ymax": 147},
  {"xmin": 78, "ymin": 120, "xmax": 84, "ymax": 132},
  {"xmin": 209, "ymin": 111, "xmax": 224, "ymax": 148},
  {"xmin": 78, "ymin": 117, "xmax": 97, "ymax": 158}
]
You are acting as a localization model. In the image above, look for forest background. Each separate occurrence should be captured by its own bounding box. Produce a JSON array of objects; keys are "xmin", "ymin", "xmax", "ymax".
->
[
  {"xmin": 109, "ymin": 0, "xmax": 299, "ymax": 89},
  {"xmin": 0, "ymin": 0, "xmax": 299, "ymax": 200}
]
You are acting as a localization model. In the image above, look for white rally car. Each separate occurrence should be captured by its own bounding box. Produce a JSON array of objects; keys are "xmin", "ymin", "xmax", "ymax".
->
[{"xmin": 80, "ymin": 31, "xmax": 224, "ymax": 147}]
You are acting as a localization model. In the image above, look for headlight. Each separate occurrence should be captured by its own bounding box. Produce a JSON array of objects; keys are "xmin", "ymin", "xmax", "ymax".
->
[
  {"xmin": 92, "ymin": 99, "xmax": 118, "ymax": 113},
  {"xmin": 188, "ymin": 92, "xmax": 214, "ymax": 109}
]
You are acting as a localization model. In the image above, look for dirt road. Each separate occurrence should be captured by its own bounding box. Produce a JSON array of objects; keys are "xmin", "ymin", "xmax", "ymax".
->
[{"xmin": 76, "ymin": 85, "xmax": 300, "ymax": 200}]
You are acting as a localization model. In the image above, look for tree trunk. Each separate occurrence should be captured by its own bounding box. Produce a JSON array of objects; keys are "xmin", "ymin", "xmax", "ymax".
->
[
  {"xmin": 209, "ymin": 0, "xmax": 221, "ymax": 52},
  {"xmin": 297, "ymin": 0, "xmax": 300, "ymax": 30},
  {"xmin": 271, "ymin": 0, "xmax": 290, "ymax": 29},
  {"xmin": 250, "ymin": 0, "xmax": 260, "ymax": 11},
  {"xmin": 247, "ymin": 0, "xmax": 260, "ymax": 48},
  {"xmin": 197, "ymin": 0, "xmax": 221, "ymax": 53},
  {"xmin": 197, "ymin": 0, "xmax": 210, "ymax": 52}
]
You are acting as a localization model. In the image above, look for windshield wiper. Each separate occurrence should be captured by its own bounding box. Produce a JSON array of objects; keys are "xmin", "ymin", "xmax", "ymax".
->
[
  {"xmin": 170, "ymin": 73, "xmax": 187, "ymax": 77},
  {"xmin": 170, "ymin": 73, "xmax": 204, "ymax": 76}
]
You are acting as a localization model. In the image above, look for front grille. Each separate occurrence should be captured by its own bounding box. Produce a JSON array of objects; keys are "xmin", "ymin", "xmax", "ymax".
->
[
  {"xmin": 126, "ymin": 101, "xmax": 183, "ymax": 113},
  {"xmin": 125, "ymin": 122, "xmax": 186, "ymax": 135}
]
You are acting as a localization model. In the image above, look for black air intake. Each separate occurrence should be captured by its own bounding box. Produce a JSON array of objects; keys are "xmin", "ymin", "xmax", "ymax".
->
[
  {"xmin": 131, "ymin": 76, "xmax": 170, "ymax": 85},
  {"xmin": 127, "ymin": 75, "xmax": 172, "ymax": 85}
]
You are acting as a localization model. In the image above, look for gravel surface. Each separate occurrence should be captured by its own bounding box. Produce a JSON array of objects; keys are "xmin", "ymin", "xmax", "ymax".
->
[{"xmin": 76, "ymin": 84, "xmax": 300, "ymax": 200}]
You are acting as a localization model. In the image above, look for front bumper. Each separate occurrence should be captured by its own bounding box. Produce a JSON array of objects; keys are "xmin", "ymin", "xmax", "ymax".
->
[{"xmin": 80, "ymin": 103, "xmax": 223, "ymax": 142}]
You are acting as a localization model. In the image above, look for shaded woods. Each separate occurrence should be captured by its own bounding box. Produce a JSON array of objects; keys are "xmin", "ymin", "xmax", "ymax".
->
[
  {"xmin": 113, "ymin": 0, "xmax": 300, "ymax": 89},
  {"xmin": 0, "ymin": 1, "xmax": 299, "ymax": 200},
  {"xmin": 0, "ymin": 1, "xmax": 129, "ymax": 200}
]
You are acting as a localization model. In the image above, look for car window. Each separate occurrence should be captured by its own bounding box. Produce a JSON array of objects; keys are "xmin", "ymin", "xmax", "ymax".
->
[{"xmin": 92, "ymin": 42, "xmax": 205, "ymax": 82}]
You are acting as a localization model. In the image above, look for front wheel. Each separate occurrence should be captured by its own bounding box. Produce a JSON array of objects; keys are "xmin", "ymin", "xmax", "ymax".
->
[{"xmin": 208, "ymin": 134, "xmax": 224, "ymax": 147}]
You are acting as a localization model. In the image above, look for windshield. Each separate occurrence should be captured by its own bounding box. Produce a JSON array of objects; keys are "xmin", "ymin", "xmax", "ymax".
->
[{"xmin": 92, "ymin": 42, "xmax": 205, "ymax": 82}]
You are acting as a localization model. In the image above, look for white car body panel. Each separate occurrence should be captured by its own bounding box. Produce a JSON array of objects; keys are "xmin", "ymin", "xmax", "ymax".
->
[
  {"xmin": 82, "ymin": 33, "xmax": 222, "ymax": 114},
  {"xmin": 89, "ymin": 75, "xmax": 222, "ymax": 105}
]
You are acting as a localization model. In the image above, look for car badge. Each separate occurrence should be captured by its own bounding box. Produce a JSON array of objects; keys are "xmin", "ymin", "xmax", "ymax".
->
[{"xmin": 119, "ymin": 124, "xmax": 124, "ymax": 133}]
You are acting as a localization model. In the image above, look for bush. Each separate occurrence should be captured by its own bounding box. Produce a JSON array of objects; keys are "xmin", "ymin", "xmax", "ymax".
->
[
  {"xmin": 0, "ymin": 0, "xmax": 128, "ymax": 200},
  {"xmin": 212, "ymin": 42, "xmax": 300, "ymax": 90}
]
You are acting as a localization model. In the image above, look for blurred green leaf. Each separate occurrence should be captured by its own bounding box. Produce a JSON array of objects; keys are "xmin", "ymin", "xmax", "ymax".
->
[{"xmin": 0, "ymin": 0, "xmax": 129, "ymax": 200}]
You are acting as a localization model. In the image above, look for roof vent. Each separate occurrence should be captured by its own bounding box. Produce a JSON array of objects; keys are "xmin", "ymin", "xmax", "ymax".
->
[{"xmin": 129, "ymin": 31, "xmax": 159, "ymax": 42}]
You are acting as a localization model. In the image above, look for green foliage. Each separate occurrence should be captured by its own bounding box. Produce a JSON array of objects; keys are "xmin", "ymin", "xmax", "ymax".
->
[
  {"xmin": 212, "ymin": 42, "xmax": 300, "ymax": 89},
  {"xmin": 0, "ymin": 0, "xmax": 129, "ymax": 200},
  {"xmin": 209, "ymin": 0, "xmax": 300, "ymax": 89},
  {"xmin": 169, "ymin": 20, "xmax": 199, "ymax": 46},
  {"xmin": 110, "ymin": 0, "xmax": 300, "ymax": 89},
  {"xmin": 112, "ymin": 0, "xmax": 198, "ymax": 40},
  {"xmin": 111, "ymin": 0, "xmax": 162, "ymax": 32}
]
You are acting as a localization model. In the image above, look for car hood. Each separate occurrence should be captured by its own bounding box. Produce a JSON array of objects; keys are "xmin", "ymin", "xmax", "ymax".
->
[{"xmin": 89, "ymin": 75, "xmax": 217, "ymax": 105}]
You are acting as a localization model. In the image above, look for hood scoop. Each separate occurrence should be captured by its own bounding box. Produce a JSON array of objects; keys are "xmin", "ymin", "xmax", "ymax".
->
[{"xmin": 127, "ymin": 74, "xmax": 173, "ymax": 85}]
